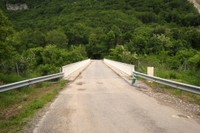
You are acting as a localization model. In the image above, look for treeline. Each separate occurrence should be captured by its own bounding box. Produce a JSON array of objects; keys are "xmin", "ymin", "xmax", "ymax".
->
[
  {"xmin": 0, "ymin": 10, "xmax": 87, "ymax": 84},
  {"xmin": 0, "ymin": 0, "xmax": 200, "ymax": 85}
]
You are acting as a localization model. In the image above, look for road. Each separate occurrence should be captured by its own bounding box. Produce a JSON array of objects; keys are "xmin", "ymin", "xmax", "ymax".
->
[{"xmin": 33, "ymin": 60, "xmax": 200, "ymax": 133}]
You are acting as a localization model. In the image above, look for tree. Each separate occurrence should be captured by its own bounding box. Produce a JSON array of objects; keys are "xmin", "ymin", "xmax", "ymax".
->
[
  {"xmin": 111, "ymin": 25, "xmax": 122, "ymax": 45},
  {"xmin": 65, "ymin": 23, "xmax": 91, "ymax": 45},
  {"xmin": 188, "ymin": 52, "xmax": 200, "ymax": 70},
  {"xmin": 148, "ymin": 34, "xmax": 172, "ymax": 54},
  {"xmin": 0, "ymin": 10, "xmax": 15, "ymax": 73},
  {"xmin": 108, "ymin": 45, "xmax": 137, "ymax": 64},
  {"xmin": 136, "ymin": 12, "xmax": 159, "ymax": 23},
  {"xmin": 106, "ymin": 30, "xmax": 115, "ymax": 49},
  {"xmin": 184, "ymin": 29, "xmax": 200, "ymax": 50},
  {"xmin": 45, "ymin": 29, "xmax": 68, "ymax": 48},
  {"xmin": 132, "ymin": 35, "xmax": 148, "ymax": 54}
]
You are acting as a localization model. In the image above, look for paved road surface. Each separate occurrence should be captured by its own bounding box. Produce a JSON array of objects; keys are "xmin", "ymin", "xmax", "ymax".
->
[{"xmin": 34, "ymin": 60, "xmax": 200, "ymax": 133}]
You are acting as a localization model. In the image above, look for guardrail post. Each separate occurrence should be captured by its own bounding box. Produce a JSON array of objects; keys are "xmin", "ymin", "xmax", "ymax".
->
[
  {"xmin": 132, "ymin": 73, "xmax": 137, "ymax": 85},
  {"xmin": 156, "ymin": 83, "xmax": 160, "ymax": 92},
  {"xmin": 132, "ymin": 68, "xmax": 137, "ymax": 85}
]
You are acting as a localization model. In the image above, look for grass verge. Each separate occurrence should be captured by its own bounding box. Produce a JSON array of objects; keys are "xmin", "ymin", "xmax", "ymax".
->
[
  {"xmin": 155, "ymin": 69, "xmax": 200, "ymax": 86},
  {"xmin": 0, "ymin": 80, "xmax": 67, "ymax": 133},
  {"xmin": 143, "ymin": 79, "xmax": 200, "ymax": 105}
]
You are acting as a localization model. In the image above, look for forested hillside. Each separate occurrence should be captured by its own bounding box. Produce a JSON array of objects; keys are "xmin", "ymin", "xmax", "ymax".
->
[{"xmin": 0, "ymin": 0, "xmax": 200, "ymax": 85}]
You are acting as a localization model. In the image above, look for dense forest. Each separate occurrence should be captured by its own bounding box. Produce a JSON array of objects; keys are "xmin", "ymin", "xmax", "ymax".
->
[{"xmin": 0, "ymin": 0, "xmax": 200, "ymax": 85}]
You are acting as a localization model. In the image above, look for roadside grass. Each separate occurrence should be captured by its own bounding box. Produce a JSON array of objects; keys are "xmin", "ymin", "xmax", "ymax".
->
[
  {"xmin": 143, "ymin": 79, "xmax": 200, "ymax": 105},
  {"xmin": 155, "ymin": 69, "xmax": 200, "ymax": 86},
  {"xmin": 0, "ymin": 80, "xmax": 67, "ymax": 133},
  {"xmin": 136, "ymin": 67, "xmax": 200, "ymax": 105},
  {"xmin": 0, "ymin": 73, "xmax": 26, "ymax": 85}
]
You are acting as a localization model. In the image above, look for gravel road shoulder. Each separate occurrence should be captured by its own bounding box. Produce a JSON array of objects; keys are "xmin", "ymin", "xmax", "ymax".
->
[
  {"xmin": 136, "ymin": 80, "xmax": 200, "ymax": 124},
  {"xmin": 106, "ymin": 63, "xmax": 200, "ymax": 124}
]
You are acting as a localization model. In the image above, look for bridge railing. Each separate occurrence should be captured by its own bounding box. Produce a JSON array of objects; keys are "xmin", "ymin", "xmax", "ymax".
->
[
  {"xmin": 103, "ymin": 59, "xmax": 134, "ymax": 76},
  {"xmin": 0, "ymin": 59, "xmax": 91, "ymax": 93},
  {"xmin": 62, "ymin": 59, "xmax": 91, "ymax": 78},
  {"xmin": 103, "ymin": 58, "xmax": 200, "ymax": 95}
]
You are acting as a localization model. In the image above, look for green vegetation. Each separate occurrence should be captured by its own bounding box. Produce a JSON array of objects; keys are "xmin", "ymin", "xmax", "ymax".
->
[
  {"xmin": 144, "ymin": 79, "xmax": 200, "ymax": 105},
  {"xmin": 0, "ymin": 0, "xmax": 199, "ymax": 85},
  {"xmin": 0, "ymin": 0, "xmax": 200, "ymax": 131},
  {"xmin": 0, "ymin": 80, "xmax": 67, "ymax": 133}
]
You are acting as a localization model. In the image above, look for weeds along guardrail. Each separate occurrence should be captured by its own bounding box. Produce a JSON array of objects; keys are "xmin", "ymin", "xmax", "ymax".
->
[
  {"xmin": 104, "ymin": 58, "xmax": 200, "ymax": 95},
  {"xmin": 0, "ymin": 59, "xmax": 91, "ymax": 93},
  {"xmin": 134, "ymin": 71, "xmax": 200, "ymax": 95},
  {"xmin": 0, "ymin": 73, "xmax": 63, "ymax": 93}
]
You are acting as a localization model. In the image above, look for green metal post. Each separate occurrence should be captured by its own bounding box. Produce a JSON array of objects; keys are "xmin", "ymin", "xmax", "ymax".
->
[{"xmin": 132, "ymin": 73, "xmax": 137, "ymax": 85}]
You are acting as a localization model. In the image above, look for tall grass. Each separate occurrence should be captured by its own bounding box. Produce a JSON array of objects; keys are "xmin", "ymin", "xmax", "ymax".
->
[
  {"xmin": 155, "ymin": 69, "xmax": 200, "ymax": 86},
  {"xmin": 0, "ymin": 73, "xmax": 25, "ymax": 85},
  {"xmin": 136, "ymin": 56, "xmax": 200, "ymax": 104},
  {"xmin": 0, "ymin": 80, "xmax": 67, "ymax": 133}
]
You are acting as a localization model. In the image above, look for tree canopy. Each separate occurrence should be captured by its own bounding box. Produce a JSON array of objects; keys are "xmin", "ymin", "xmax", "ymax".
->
[{"xmin": 0, "ymin": 0, "xmax": 200, "ymax": 85}]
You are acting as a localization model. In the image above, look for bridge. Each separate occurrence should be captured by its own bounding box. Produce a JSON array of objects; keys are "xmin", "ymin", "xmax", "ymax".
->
[
  {"xmin": 1, "ymin": 59, "xmax": 200, "ymax": 133},
  {"xmin": 32, "ymin": 60, "xmax": 200, "ymax": 133}
]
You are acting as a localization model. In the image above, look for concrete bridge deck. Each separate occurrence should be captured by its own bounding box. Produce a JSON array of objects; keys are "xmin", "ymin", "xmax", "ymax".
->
[{"xmin": 33, "ymin": 60, "xmax": 200, "ymax": 133}]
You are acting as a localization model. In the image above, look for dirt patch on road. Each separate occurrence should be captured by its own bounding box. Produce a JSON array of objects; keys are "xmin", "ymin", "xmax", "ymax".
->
[
  {"xmin": 77, "ymin": 88, "xmax": 86, "ymax": 91},
  {"xmin": 76, "ymin": 82, "xmax": 85, "ymax": 85},
  {"xmin": 96, "ymin": 82, "xmax": 103, "ymax": 84}
]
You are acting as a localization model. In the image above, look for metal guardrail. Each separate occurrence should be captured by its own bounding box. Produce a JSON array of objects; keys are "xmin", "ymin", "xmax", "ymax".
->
[
  {"xmin": 103, "ymin": 58, "xmax": 200, "ymax": 95},
  {"xmin": 134, "ymin": 71, "xmax": 200, "ymax": 95},
  {"xmin": 0, "ymin": 73, "xmax": 64, "ymax": 93},
  {"xmin": 0, "ymin": 59, "xmax": 91, "ymax": 93}
]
